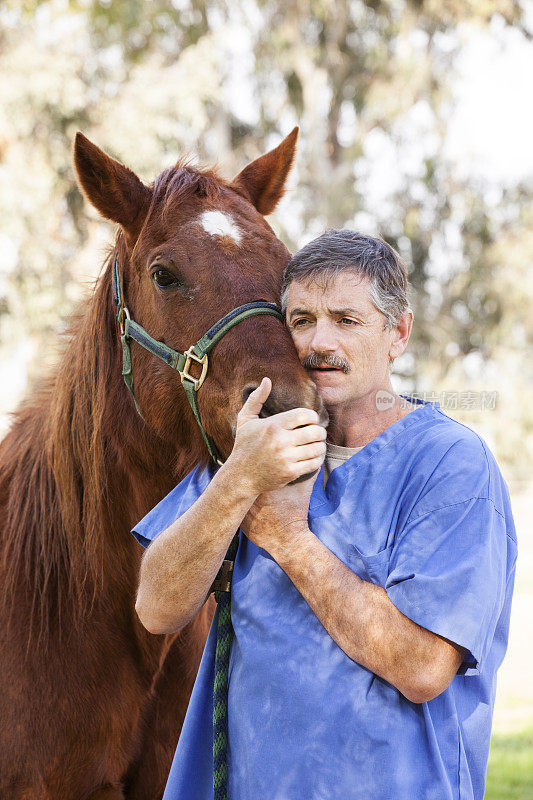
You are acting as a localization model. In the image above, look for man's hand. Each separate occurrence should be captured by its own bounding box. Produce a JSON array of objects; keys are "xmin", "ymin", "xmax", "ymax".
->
[
  {"xmin": 225, "ymin": 377, "xmax": 327, "ymax": 498},
  {"xmin": 241, "ymin": 474, "xmax": 316, "ymax": 556}
]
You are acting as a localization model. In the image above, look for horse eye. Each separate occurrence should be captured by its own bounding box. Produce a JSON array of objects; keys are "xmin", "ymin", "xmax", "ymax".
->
[{"xmin": 152, "ymin": 267, "xmax": 179, "ymax": 288}]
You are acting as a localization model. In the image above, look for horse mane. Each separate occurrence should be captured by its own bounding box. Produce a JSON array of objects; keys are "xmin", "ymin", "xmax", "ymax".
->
[{"xmin": 0, "ymin": 244, "xmax": 128, "ymax": 647}]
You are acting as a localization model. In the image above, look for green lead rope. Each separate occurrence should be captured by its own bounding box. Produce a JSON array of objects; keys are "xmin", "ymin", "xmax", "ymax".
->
[{"xmin": 213, "ymin": 533, "xmax": 239, "ymax": 800}]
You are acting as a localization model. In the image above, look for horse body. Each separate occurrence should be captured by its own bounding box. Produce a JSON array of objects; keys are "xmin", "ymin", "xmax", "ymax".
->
[{"xmin": 0, "ymin": 130, "xmax": 321, "ymax": 799}]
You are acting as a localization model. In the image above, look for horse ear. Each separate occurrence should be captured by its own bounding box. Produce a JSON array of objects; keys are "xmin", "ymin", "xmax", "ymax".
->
[
  {"xmin": 231, "ymin": 127, "xmax": 299, "ymax": 216},
  {"xmin": 74, "ymin": 132, "xmax": 151, "ymax": 239}
]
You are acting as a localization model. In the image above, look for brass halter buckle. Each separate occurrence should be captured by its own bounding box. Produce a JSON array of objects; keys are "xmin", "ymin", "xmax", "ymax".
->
[{"xmin": 179, "ymin": 346, "xmax": 208, "ymax": 391}]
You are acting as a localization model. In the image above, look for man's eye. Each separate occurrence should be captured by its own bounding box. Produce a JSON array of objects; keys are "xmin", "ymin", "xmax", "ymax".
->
[
  {"xmin": 340, "ymin": 318, "xmax": 358, "ymax": 326},
  {"xmin": 292, "ymin": 318, "xmax": 309, "ymax": 327},
  {"xmin": 152, "ymin": 267, "xmax": 180, "ymax": 288}
]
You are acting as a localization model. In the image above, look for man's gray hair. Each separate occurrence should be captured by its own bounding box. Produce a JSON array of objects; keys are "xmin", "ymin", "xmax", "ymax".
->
[{"xmin": 281, "ymin": 230, "xmax": 410, "ymax": 329}]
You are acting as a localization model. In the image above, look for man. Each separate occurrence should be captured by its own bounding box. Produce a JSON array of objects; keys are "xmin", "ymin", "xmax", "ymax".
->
[{"xmin": 134, "ymin": 230, "xmax": 516, "ymax": 800}]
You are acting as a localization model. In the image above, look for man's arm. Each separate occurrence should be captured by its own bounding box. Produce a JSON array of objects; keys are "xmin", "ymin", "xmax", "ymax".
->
[
  {"xmin": 243, "ymin": 494, "xmax": 466, "ymax": 704},
  {"xmin": 135, "ymin": 378, "xmax": 327, "ymax": 635},
  {"xmin": 135, "ymin": 465, "xmax": 257, "ymax": 634}
]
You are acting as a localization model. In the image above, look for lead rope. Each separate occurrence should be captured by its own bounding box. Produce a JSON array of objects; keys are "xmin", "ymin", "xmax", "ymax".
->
[{"xmin": 212, "ymin": 533, "xmax": 240, "ymax": 800}]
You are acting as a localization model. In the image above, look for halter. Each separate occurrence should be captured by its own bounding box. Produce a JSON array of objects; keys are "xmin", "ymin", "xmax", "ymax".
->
[{"xmin": 112, "ymin": 251, "xmax": 283, "ymax": 465}]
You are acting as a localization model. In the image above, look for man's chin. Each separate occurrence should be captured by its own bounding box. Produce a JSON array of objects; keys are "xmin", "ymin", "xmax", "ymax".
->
[{"xmin": 310, "ymin": 385, "xmax": 345, "ymax": 409}]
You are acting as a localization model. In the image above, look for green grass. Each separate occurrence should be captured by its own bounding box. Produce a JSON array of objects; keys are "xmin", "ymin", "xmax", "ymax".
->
[{"xmin": 485, "ymin": 728, "xmax": 533, "ymax": 800}]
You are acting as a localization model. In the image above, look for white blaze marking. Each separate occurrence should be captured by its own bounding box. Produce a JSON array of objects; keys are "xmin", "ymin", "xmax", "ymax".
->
[{"xmin": 199, "ymin": 210, "xmax": 242, "ymax": 245}]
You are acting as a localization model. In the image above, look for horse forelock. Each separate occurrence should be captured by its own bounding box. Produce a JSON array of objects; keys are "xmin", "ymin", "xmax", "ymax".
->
[{"xmin": 151, "ymin": 161, "xmax": 224, "ymax": 219}]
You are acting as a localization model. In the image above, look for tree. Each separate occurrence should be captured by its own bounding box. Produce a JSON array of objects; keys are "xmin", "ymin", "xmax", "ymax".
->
[{"xmin": 1, "ymin": 0, "xmax": 531, "ymax": 475}]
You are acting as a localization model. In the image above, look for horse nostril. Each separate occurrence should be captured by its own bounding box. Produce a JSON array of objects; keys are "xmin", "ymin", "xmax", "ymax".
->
[
  {"xmin": 240, "ymin": 381, "xmax": 327, "ymax": 424},
  {"xmin": 240, "ymin": 383, "xmax": 281, "ymax": 418},
  {"xmin": 241, "ymin": 383, "xmax": 260, "ymax": 405}
]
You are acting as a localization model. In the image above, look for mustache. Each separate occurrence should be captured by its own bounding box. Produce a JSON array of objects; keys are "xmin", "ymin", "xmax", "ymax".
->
[{"xmin": 302, "ymin": 353, "xmax": 351, "ymax": 374}]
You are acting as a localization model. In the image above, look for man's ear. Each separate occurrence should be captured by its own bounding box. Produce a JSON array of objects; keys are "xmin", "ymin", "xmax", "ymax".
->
[
  {"xmin": 389, "ymin": 310, "xmax": 413, "ymax": 360},
  {"xmin": 231, "ymin": 127, "xmax": 299, "ymax": 216},
  {"xmin": 73, "ymin": 132, "xmax": 151, "ymax": 242}
]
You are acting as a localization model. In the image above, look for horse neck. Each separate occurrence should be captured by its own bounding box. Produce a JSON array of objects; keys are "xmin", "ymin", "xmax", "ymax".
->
[{"xmin": 1, "ymin": 253, "xmax": 203, "ymax": 642}]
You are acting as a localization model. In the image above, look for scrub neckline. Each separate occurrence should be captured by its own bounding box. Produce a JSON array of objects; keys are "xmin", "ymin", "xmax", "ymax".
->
[{"xmin": 310, "ymin": 395, "xmax": 441, "ymax": 508}]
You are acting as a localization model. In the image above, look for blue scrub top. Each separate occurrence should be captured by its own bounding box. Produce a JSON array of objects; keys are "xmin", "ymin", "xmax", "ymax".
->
[{"xmin": 133, "ymin": 398, "xmax": 517, "ymax": 800}]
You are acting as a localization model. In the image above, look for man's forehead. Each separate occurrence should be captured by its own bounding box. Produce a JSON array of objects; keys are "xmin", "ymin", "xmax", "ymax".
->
[{"xmin": 287, "ymin": 271, "xmax": 373, "ymax": 310}]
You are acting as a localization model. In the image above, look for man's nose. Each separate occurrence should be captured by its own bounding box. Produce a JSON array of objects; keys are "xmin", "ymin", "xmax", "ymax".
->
[{"xmin": 310, "ymin": 321, "xmax": 338, "ymax": 353}]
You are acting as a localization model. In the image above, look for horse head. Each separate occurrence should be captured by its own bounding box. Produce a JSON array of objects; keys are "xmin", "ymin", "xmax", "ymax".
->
[{"xmin": 74, "ymin": 130, "xmax": 324, "ymax": 463}]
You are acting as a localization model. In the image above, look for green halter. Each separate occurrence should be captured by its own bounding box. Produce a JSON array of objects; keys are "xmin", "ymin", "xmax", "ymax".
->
[{"xmin": 112, "ymin": 251, "xmax": 283, "ymax": 464}]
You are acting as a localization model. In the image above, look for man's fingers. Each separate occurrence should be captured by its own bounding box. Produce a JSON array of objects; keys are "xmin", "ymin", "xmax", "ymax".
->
[
  {"xmin": 239, "ymin": 377, "xmax": 272, "ymax": 419},
  {"xmin": 292, "ymin": 441, "xmax": 327, "ymax": 463},
  {"xmin": 288, "ymin": 424, "xmax": 327, "ymax": 447},
  {"xmin": 289, "ymin": 456, "xmax": 325, "ymax": 480},
  {"xmin": 276, "ymin": 407, "xmax": 320, "ymax": 430}
]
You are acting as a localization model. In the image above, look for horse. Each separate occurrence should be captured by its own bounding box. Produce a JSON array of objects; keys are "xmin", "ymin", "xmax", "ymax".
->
[{"xmin": 0, "ymin": 129, "xmax": 322, "ymax": 799}]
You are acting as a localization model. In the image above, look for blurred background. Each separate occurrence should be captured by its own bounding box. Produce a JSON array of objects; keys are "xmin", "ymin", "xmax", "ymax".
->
[{"xmin": 0, "ymin": 1, "xmax": 531, "ymax": 795}]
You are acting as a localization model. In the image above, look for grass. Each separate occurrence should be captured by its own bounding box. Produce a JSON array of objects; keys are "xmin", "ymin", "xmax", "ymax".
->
[{"xmin": 484, "ymin": 728, "xmax": 533, "ymax": 800}]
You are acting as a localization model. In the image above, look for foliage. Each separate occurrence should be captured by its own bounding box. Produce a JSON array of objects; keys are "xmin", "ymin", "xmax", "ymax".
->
[
  {"xmin": 485, "ymin": 728, "xmax": 533, "ymax": 800},
  {"xmin": 0, "ymin": 0, "xmax": 532, "ymax": 476}
]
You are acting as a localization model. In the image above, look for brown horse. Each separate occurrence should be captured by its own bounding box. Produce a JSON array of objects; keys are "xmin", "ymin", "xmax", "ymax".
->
[{"xmin": 0, "ymin": 130, "xmax": 321, "ymax": 799}]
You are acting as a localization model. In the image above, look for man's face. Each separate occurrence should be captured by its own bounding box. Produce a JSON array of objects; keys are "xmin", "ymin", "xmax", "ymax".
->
[{"xmin": 285, "ymin": 271, "xmax": 398, "ymax": 410}]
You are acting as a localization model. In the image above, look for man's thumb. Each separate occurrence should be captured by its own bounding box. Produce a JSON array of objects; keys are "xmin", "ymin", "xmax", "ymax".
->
[{"xmin": 240, "ymin": 377, "xmax": 272, "ymax": 419}]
